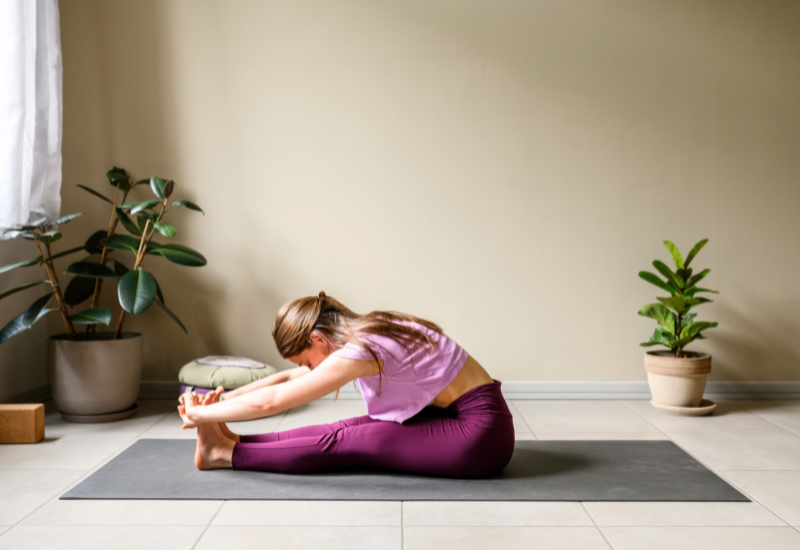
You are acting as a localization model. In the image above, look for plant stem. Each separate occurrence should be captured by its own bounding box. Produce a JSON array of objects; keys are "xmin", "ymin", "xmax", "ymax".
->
[
  {"xmin": 113, "ymin": 218, "xmax": 152, "ymax": 339},
  {"xmin": 87, "ymin": 183, "xmax": 124, "ymax": 340},
  {"xmin": 32, "ymin": 232, "xmax": 76, "ymax": 340}
]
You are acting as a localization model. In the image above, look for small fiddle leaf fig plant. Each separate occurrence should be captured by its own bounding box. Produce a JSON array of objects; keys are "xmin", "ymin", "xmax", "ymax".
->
[
  {"xmin": 0, "ymin": 167, "xmax": 206, "ymax": 345},
  {"xmin": 638, "ymin": 239, "xmax": 719, "ymax": 358}
]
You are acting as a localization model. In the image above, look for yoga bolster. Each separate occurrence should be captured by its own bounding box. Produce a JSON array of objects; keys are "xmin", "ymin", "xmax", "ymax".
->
[{"xmin": 178, "ymin": 355, "xmax": 277, "ymax": 390}]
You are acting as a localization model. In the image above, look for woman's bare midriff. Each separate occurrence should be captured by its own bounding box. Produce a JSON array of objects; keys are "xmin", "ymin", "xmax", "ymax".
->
[{"xmin": 429, "ymin": 355, "xmax": 495, "ymax": 408}]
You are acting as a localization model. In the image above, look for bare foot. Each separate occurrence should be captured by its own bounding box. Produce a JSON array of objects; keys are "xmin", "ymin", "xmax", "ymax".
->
[
  {"xmin": 203, "ymin": 389, "xmax": 240, "ymax": 443},
  {"xmin": 195, "ymin": 419, "xmax": 235, "ymax": 470}
]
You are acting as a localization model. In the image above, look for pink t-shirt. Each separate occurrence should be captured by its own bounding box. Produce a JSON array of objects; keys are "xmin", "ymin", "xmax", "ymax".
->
[{"xmin": 330, "ymin": 321, "xmax": 470, "ymax": 423}]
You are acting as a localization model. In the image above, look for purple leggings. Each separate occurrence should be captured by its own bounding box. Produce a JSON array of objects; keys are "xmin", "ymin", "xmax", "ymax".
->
[{"xmin": 231, "ymin": 379, "xmax": 515, "ymax": 478}]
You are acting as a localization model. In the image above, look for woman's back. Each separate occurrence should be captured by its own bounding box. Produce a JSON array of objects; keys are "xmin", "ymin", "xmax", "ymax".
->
[{"xmin": 330, "ymin": 320, "xmax": 470, "ymax": 423}]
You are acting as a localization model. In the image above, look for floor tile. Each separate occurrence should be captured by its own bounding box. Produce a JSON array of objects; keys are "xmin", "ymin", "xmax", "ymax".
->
[
  {"xmin": 512, "ymin": 400, "xmax": 661, "ymax": 434},
  {"xmin": 584, "ymin": 502, "xmax": 785, "ymax": 526},
  {"xmin": 403, "ymin": 502, "xmax": 593, "ymax": 526},
  {"xmin": 43, "ymin": 400, "xmax": 174, "ymax": 438},
  {"xmin": 669, "ymin": 432, "xmax": 800, "ymax": 470},
  {"xmin": 534, "ymin": 432, "xmax": 669, "ymax": 440},
  {"xmin": 0, "ymin": 525, "xmax": 205, "ymax": 550},
  {"xmin": 195, "ymin": 526, "xmax": 400, "ymax": 550},
  {"xmin": 601, "ymin": 526, "xmax": 800, "ymax": 550},
  {"xmin": 507, "ymin": 402, "xmax": 534, "ymax": 435},
  {"xmin": 0, "ymin": 435, "xmax": 135, "ymax": 470},
  {"xmin": 622, "ymin": 401, "xmax": 790, "ymax": 434},
  {"xmin": 20, "ymin": 499, "xmax": 223, "ymax": 526},
  {"xmin": 0, "ymin": 470, "xmax": 86, "ymax": 524},
  {"xmin": 277, "ymin": 400, "xmax": 369, "ymax": 431},
  {"xmin": 739, "ymin": 401, "xmax": 800, "ymax": 435},
  {"xmin": 404, "ymin": 526, "xmax": 609, "ymax": 550},
  {"xmin": 213, "ymin": 501, "xmax": 399, "ymax": 526},
  {"xmin": 514, "ymin": 433, "xmax": 538, "ymax": 440},
  {"xmin": 721, "ymin": 471, "xmax": 800, "ymax": 525}
]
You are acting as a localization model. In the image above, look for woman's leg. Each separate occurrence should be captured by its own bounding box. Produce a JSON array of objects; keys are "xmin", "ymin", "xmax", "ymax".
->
[
  {"xmin": 232, "ymin": 412, "xmax": 514, "ymax": 477},
  {"xmin": 238, "ymin": 414, "xmax": 381, "ymax": 443}
]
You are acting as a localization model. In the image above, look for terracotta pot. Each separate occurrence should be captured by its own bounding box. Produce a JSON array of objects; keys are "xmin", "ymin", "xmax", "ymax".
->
[
  {"xmin": 644, "ymin": 350, "xmax": 711, "ymax": 408},
  {"xmin": 48, "ymin": 332, "xmax": 142, "ymax": 422}
]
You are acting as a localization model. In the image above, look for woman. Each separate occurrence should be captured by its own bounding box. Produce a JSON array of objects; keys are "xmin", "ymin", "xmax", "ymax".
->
[{"xmin": 178, "ymin": 292, "xmax": 515, "ymax": 477}]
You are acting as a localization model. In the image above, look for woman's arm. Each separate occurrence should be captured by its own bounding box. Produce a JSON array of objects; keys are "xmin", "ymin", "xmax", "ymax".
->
[
  {"xmin": 220, "ymin": 367, "xmax": 310, "ymax": 399},
  {"xmin": 181, "ymin": 356, "xmax": 375, "ymax": 426}
]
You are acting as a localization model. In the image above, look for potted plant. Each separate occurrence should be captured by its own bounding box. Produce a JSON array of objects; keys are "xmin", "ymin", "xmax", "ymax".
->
[
  {"xmin": 637, "ymin": 239, "xmax": 719, "ymax": 416},
  {"xmin": 0, "ymin": 167, "xmax": 205, "ymax": 422}
]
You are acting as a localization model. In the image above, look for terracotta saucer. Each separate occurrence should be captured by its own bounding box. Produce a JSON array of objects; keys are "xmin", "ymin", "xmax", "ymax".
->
[{"xmin": 651, "ymin": 399, "xmax": 717, "ymax": 417}]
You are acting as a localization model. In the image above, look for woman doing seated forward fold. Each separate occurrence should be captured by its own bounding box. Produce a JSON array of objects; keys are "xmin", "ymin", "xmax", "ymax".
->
[{"xmin": 178, "ymin": 292, "xmax": 515, "ymax": 477}]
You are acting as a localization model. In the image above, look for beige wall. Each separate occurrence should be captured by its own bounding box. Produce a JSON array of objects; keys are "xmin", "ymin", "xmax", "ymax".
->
[{"xmin": 41, "ymin": 0, "xmax": 800, "ymax": 385}]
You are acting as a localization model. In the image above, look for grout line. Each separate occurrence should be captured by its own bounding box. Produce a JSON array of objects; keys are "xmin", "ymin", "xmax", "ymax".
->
[
  {"xmin": 508, "ymin": 400, "xmax": 537, "ymax": 439},
  {"xmin": 736, "ymin": 402, "xmax": 800, "ymax": 437},
  {"xmin": 621, "ymin": 400, "xmax": 795, "ymax": 527},
  {"xmin": 401, "ymin": 501, "xmax": 404, "ymax": 550},
  {"xmin": 10, "ymin": 400, "xmax": 175, "ymax": 528},
  {"xmin": 190, "ymin": 501, "xmax": 225, "ymax": 550},
  {"xmin": 580, "ymin": 502, "xmax": 616, "ymax": 549}
]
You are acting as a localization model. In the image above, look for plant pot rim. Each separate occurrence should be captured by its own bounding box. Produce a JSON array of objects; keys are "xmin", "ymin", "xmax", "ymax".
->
[
  {"xmin": 644, "ymin": 349, "xmax": 711, "ymax": 376},
  {"xmin": 49, "ymin": 332, "xmax": 142, "ymax": 342},
  {"xmin": 645, "ymin": 350, "xmax": 711, "ymax": 360}
]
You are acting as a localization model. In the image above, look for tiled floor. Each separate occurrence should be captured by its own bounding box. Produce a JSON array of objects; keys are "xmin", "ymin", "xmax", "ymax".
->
[{"xmin": 1, "ymin": 398, "xmax": 799, "ymax": 549}]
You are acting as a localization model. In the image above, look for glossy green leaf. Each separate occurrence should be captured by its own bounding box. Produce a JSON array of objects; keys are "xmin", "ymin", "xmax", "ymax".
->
[
  {"xmin": 119, "ymin": 200, "xmax": 161, "ymax": 214},
  {"xmin": 76, "ymin": 184, "xmax": 113, "ymax": 204},
  {"xmin": 107, "ymin": 167, "xmax": 130, "ymax": 191},
  {"xmin": 0, "ymin": 293, "xmax": 54, "ymax": 345},
  {"xmin": 99, "ymin": 234, "xmax": 141, "ymax": 253},
  {"xmin": 638, "ymin": 303, "xmax": 675, "ymax": 334},
  {"xmin": 638, "ymin": 271, "xmax": 678, "ymax": 295},
  {"xmin": 684, "ymin": 238, "xmax": 709, "ymax": 268},
  {"xmin": 118, "ymin": 268, "xmax": 157, "ymax": 314},
  {"xmin": 652, "ymin": 260, "xmax": 684, "ymax": 290},
  {"xmin": 154, "ymin": 222, "xmax": 177, "ymax": 239},
  {"xmin": 687, "ymin": 269, "xmax": 711, "ymax": 287},
  {"xmin": 0, "ymin": 280, "xmax": 50, "ymax": 302},
  {"xmin": 69, "ymin": 307, "xmax": 112, "ymax": 325},
  {"xmin": 154, "ymin": 298, "xmax": 186, "ymax": 334},
  {"xmin": 657, "ymin": 295, "xmax": 701, "ymax": 314},
  {"xmin": 111, "ymin": 259, "xmax": 130, "ymax": 277},
  {"xmin": 641, "ymin": 327, "xmax": 678, "ymax": 348},
  {"xmin": 0, "ymin": 255, "xmax": 42, "ymax": 275},
  {"xmin": 3, "ymin": 224, "xmax": 40, "ymax": 235},
  {"xmin": 49, "ymin": 246, "xmax": 85, "ymax": 262},
  {"xmin": 38, "ymin": 231, "xmax": 62, "ymax": 245},
  {"xmin": 680, "ymin": 321, "xmax": 719, "ymax": 339},
  {"xmin": 115, "ymin": 208, "xmax": 142, "ymax": 236},
  {"xmin": 64, "ymin": 276, "xmax": 97, "ymax": 307},
  {"xmin": 65, "ymin": 261, "xmax": 120, "ymax": 279},
  {"xmin": 134, "ymin": 179, "xmax": 150, "ymax": 187},
  {"xmin": 52, "ymin": 213, "xmax": 83, "ymax": 226},
  {"xmin": 151, "ymin": 244, "xmax": 206, "ymax": 266},
  {"xmin": 171, "ymin": 200, "xmax": 204, "ymax": 215},
  {"xmin": 84, "ymin": 230, "xmax": 107, "ymax": 254},
  {"xmin": 150, "ymin": 176, "xmax": 168, "ymax": 200},
  {"xmin": 663, "ymin": 240, "xmax": 684, "ymax": 270}
]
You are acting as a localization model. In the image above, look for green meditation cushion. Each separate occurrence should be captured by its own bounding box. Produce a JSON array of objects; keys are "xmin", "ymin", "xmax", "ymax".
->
[{"xmin": 178, "ymin": 356, "xmax": 278, "ymax": 390}]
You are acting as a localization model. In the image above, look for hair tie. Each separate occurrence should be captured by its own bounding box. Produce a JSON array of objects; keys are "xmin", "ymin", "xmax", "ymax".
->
[{"xmin": 318, "ymin": 291, "xmax": 327, "ymax": 300}]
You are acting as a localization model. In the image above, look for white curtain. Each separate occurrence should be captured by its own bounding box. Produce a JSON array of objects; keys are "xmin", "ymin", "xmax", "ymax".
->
[{"xmin": 0, "ymin": 0, "xmax": 62, "ymax": 239}]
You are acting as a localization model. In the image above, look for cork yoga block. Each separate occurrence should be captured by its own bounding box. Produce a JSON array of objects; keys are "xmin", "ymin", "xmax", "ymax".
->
[{"xmin": 0, "ymin": 404, "xmax": 45, "ymax": 444}]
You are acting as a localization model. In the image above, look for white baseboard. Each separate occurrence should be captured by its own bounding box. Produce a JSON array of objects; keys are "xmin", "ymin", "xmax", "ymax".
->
[{"xmin": 4, "ymin": 380, "xmax": 799, "ymax": 404}]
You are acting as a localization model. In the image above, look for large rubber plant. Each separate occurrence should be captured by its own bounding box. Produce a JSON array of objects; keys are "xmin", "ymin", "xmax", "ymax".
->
[{"xmin": 0, "ymin": 167, "xmax": 205, "ymax": 344}]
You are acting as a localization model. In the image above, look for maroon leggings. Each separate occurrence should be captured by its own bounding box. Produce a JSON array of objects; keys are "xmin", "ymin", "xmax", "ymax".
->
[{"xmin": 231, "ymin": 379, "xmax": 515, "ymax": 478}]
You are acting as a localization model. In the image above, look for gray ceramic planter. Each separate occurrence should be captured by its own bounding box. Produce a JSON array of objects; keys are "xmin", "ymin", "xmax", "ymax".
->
[{"xmin": 48, "ymin": 332, "xmax": 142, "ymax": 422}]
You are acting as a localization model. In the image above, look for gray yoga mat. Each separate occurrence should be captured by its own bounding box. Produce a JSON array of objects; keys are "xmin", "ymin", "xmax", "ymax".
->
[{"xmin": 61, "ymin": 439, "xmax": 747, "ymax": 501}]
